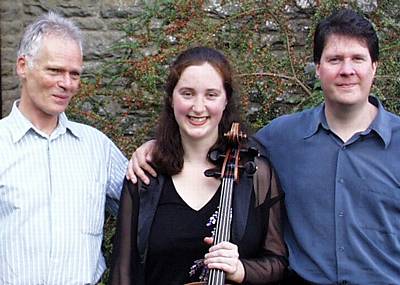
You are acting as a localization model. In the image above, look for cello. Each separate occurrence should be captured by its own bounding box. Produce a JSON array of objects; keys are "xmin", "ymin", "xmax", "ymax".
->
[{"xmin": 188, "ymin": 122, "xmax": 258, "ymax": 285}]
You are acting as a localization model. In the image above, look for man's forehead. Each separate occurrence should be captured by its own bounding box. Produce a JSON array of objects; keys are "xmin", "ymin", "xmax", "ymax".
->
[
  {"xmin": 36, "ymin": 36, "xmax": 83, "ymax": 70},
  {"xmin": 324, "ymin": 33, "xmax": 368, "ymax": 48},
  {"xmin": 37, "ymin": 34, "xmax": 81, "ymax": 55},
  {"xmin": 322, "ymin": 34, "xmax": 371, "ymax": 55}
]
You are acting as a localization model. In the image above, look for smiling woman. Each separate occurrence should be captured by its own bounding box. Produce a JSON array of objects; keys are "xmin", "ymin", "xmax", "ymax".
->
[
  {"xmin": 109, "ymin": 46, "xmax": 288, "ymax": 285},
  {"xmin": 171, "ymin": 63, "xmax": 227, "ymax": 162}
]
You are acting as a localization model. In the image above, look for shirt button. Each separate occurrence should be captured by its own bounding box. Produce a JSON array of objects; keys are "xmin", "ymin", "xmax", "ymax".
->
[
  {"xmin": 341, "ymin": 145, "xmax": 346, "ymax": 150},
  {"xmin": 338, "ymin": 178, "xmax": 344, "ymax": 184},
  {"xmin": 340, "ymin": 281, "xmax": 348, "ymax": 285},
  {"xmin": 338, "ymin": 211, "xmax": 344, "ymax": 217},
  {"xmin": 339, "ymin": 246, "xmax": 345, "ymax": 252}
]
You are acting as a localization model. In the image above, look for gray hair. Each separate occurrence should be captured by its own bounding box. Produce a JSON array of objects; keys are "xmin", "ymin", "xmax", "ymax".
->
[{"xmin": 18, "ymin": 11, "xmax": 83, "ymax": 65}]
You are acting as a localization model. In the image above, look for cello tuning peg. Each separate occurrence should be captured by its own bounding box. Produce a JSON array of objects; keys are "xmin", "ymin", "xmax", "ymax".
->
[
  {"xmin": 244, "ymin": 161, "xmax": 257, "ymax": 175},
  {"xmin": 248, "ymin": 146, "xmax": 259, "ymax": 157},
  {"xmin": 204, "ymin": 168, "xmax": 221, "ymax": 178},
  {"xmin": 208, "ymin": 150, "xmax": 225, "ymax": 163},
  {"xmin": 240, "ymin": 146, "xmax": 259, "ymax": 157}
]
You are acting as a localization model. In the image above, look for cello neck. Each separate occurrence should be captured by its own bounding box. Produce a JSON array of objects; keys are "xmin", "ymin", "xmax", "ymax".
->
[{"xmin": 207, "ymin": 147, "xmax": 237, "ymax": 285}]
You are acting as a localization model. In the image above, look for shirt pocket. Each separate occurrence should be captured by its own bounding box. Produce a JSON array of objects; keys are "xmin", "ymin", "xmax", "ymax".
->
[
  {"xmin": 80, "ymin": 181, "xmax": 106, "ymax": 236},
  {"xmin": 0, "ymin": 184, "xmax": 21, "ymax": 210},
  {"xmin": 0, "ymin": 184, "xmax": 21, "ymax": 238},
  {"xmin": 358, "ymin": 179, "xmax": 400, "ymax": 234}
]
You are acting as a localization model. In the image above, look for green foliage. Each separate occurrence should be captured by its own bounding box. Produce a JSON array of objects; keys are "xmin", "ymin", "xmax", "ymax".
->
[{"xmin": 67, "ymin": 0, "xmax": 399, "ymax": 282}]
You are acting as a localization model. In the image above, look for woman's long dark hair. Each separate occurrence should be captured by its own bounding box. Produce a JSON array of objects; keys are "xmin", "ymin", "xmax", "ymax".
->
[{"xmin": 152, "ymin": 46, "xmax": 243, "ymax": 175}]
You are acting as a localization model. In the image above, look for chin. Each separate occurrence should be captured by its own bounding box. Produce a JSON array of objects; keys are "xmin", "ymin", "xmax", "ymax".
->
[{"xmin": 47, "ymin": 107, "xmax": 67, "ymax": 116}]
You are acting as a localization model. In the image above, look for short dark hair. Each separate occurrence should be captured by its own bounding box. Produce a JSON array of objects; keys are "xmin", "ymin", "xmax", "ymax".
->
[
  {"xmin": 313, "ymin": 8, "xmax": 379, "ymax": 64},
  {"xmin": 153, "ymin": 46, "xmax": 242, "ymax": 175}
]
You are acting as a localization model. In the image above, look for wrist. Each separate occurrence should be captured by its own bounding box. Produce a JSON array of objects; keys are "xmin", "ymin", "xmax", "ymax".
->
[{"xmin": 227, "ymin": 260, "xmax": 245, "ymax": 283}]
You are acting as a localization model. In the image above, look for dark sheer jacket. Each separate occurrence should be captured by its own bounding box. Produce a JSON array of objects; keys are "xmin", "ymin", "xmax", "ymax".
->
[{"xmin": 109, "ymin": 152, "xmax": 287, "ymax": 285}]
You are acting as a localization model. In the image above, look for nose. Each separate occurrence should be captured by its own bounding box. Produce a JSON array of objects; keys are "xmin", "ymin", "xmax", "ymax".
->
[
  {"xmin": 57, "ymin": 73, "xmax": 74, "ymax": 90},
  {"xmin": 339, "ymin": 60, "xmax": 355, "ymax": 76},
  {"xmin": 192, "ymin": 96, "xmax": 206, "ymax": 113}
]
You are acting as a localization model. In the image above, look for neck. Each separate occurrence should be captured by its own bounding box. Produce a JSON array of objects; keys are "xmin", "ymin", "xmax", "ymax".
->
[
  {"xmin": 182, "ymin": 142, "xmax": 212, "ymax": 165},
  {"xmin": 324, "ymin": 100, "xmax": 377, "ymax": 143},
  {"xmin": 18, "ymin": 98, "xmax": 59, "ymax": 135},
  {"xmin": 181, "ymin": 136, "xmax": 217, "ymax": 166}
]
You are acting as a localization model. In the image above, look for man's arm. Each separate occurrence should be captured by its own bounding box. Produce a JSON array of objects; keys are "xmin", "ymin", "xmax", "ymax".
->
[{"xmin": 126, "ymin": 139, "xmax": 157, "ymax": 184}]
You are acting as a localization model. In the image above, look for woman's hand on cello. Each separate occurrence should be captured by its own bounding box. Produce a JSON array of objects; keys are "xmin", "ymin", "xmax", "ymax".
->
[{"xmin": 203, "ymin": 237, "xmax": 245, "ymax": 283}]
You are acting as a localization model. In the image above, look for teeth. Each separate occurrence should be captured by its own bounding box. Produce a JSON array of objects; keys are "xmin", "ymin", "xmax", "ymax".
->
[{"xmin": 189, "ymin": 116, "xmax": 206, "ymax": 122}]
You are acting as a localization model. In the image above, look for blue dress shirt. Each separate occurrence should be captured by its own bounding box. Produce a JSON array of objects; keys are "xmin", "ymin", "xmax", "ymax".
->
[
  {"xmin": 255, "ymin": 96, "xmax": 400, "ymax": 285},
  {"xmin": 0, "ymin": 102, "xmax": 128, "ymax": 284}
]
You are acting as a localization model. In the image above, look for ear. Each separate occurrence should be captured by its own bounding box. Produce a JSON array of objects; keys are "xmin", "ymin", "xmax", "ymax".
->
[
  {"xmin": 371, "ymin": 61, "xmax": 378, "ymax": 77},
  {"xmin": 16, "ymin": 56, "xmax": 29, "ymax": 79},
  {"xmin": 315, "ymin": 63, "xmax": 320, "ymax": 78}
]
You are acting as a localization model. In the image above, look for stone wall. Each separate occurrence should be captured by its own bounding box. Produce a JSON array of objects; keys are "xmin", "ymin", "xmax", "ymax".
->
[
  {"xmin": 0, "ymin": 0, "xmax": 148, "ymax": 117},
  {"xmin": 0, "ymin": 0, "xmax": 378, "ymax": 118}
]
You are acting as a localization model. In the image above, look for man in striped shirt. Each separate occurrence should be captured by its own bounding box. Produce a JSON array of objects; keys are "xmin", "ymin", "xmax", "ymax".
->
[{"xmin": 0, "ymin": 12, "xmax": 127, "ymax": 284}]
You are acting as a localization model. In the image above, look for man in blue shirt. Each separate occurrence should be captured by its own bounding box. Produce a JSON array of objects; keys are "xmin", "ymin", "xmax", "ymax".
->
[
  {"xmin": 256, "ymin": 9, "xmax": 400, "ymax": 284},
  {"xmin": 127, "ymin": 8, "xmax": 400, "ymax": 285},
  {"xmin": 256, "ymin": 10, "xmax": 400, "ymax": 284}
]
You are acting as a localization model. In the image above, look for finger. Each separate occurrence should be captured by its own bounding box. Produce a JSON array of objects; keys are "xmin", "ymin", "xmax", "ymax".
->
[
  {"xmin": 205, "ymin": 257, "xmax": 238, "ymax": 274},
  {"xmin": 135, "ymin": 155, "xmax": 157, "ymax": 180},
  {"xmin": 134, "ymin": 140, "xmax": 157, "ymax": 179},
  {"xmin": 208, "ymin": 241, "xmax": 236, "ymax": 252},
  {"xmin": 143, "ymin": 155, "xmax": 157, "ymax": 177},
  {"xmin": 207, "ymin": 262, "xmax": 235, "ymax": 273},
  {"xmin": 132, "ymin": 157, "xmax": 150, "ymax": 185},
  {"xmin": 126, "ymin": 159, "xmax": 138, "ymax": 183},
  {"xmin": 205, "ymin": 248, "xmax": 239, "ymax": 260},
  {"xmin": 203, "ymin": 237, "xmax": 213, "ymax": 245}
]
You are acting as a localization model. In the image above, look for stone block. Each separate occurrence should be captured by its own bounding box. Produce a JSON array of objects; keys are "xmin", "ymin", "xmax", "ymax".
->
[
  {"xmin": 1, "ymin": 62, "xmax": 16, "ymax": 77},
  {"xmin": 0, "ymin": 1, "xmax": 23, "ymax": 21},
  {"xmin": 76, "ymin": 17, "xmax": 105, "ymax": 31},
  {"xmin": 83, "ymin": 30, "xmax": 124, "ymax": 60},
  {"xmin": 2, "ymin": 89, "xmax": 19, "ymax": 117},
  {"xmin": 1, "ymin": 48, "xmax": 18, "ymax": 66},
  {"xmin": 21, "ymin": 0, "xmax": 98, "ymax": 17},
  {"xmin": 1, "ymin": 76, "xmax": 19, "ymax": 90},
  {"xmin": 1, "ymin": 21, "xmax": 24, "ymax": 47},
  {"xmin": 100, "ymin": 0, "xmax": 143, "ymax": 19}
]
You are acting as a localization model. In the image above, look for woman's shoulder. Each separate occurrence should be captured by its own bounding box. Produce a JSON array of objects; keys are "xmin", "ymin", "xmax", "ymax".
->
[{"xmin": 123, "ymin": 174, "xmax": 168, "ymax": 197}]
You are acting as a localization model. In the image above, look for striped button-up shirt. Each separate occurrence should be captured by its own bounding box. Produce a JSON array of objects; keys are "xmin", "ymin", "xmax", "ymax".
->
[{"xmin": 0, "ymin": 102, "xmax": 128, "ymax": 284}]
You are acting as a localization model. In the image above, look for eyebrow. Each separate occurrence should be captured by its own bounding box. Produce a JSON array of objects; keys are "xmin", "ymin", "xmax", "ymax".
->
[
  {"xmin": 178, "ymin": 87, "xmax": 222, "ymax": 92},
  {"xmin": 47, "ymin": 65, "xmax": 83, "ymax": 74}
]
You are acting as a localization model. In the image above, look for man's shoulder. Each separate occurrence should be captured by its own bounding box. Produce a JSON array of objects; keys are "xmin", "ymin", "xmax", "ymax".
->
[
  {"xmin": 385, "ymin": 110, "xmax": 400, "ymax": 138},
  {"xmin": 257, "ymin": 107, "xmax": 317, "ymax": 136},
  {"xmin": 273, "ymin": 108, "xmax": 315, "ymax": 125},
  {"xmin": 67, "ymin": 120, "xmax": 108, "ymax": 140},
  {"xmin": 0, "ymin": 115, "xmax": 13, "ymax": 138},
  {"xmin": 385, "ymin": 109, "xmax": 400, "ymax": 124}
]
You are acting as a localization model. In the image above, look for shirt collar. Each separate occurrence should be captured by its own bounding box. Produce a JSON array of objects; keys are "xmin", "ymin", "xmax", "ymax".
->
[
  {"xmin": 303, "ymin": 103, "xmax": 326, "ymax": 139},
  {"xmin": 9, "ymin": 101, "xmax": 33, "ymax": 143},
  {"xmin": 368, "ymin": 96, "xmax": 392, "ymax": 148},
  {"xmin": 303, "ymin": 96, "xmax": 392, "ymax": 148},
  {"xmin": 58, "ymin": 112, "xmax": 83, "ymax": 139},
  {"xmin": 9, "ymin": 100, "xmax": 82, "ymax": 143}
]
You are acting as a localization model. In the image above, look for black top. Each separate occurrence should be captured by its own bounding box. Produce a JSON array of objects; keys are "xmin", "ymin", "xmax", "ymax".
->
[
  {"xmin": 109, "ymin": 154, "xmax": 287, "ymax": 285},
  {"xmin": 145, "ymin": 176, "xmax": 220, "ymax": 284}
]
